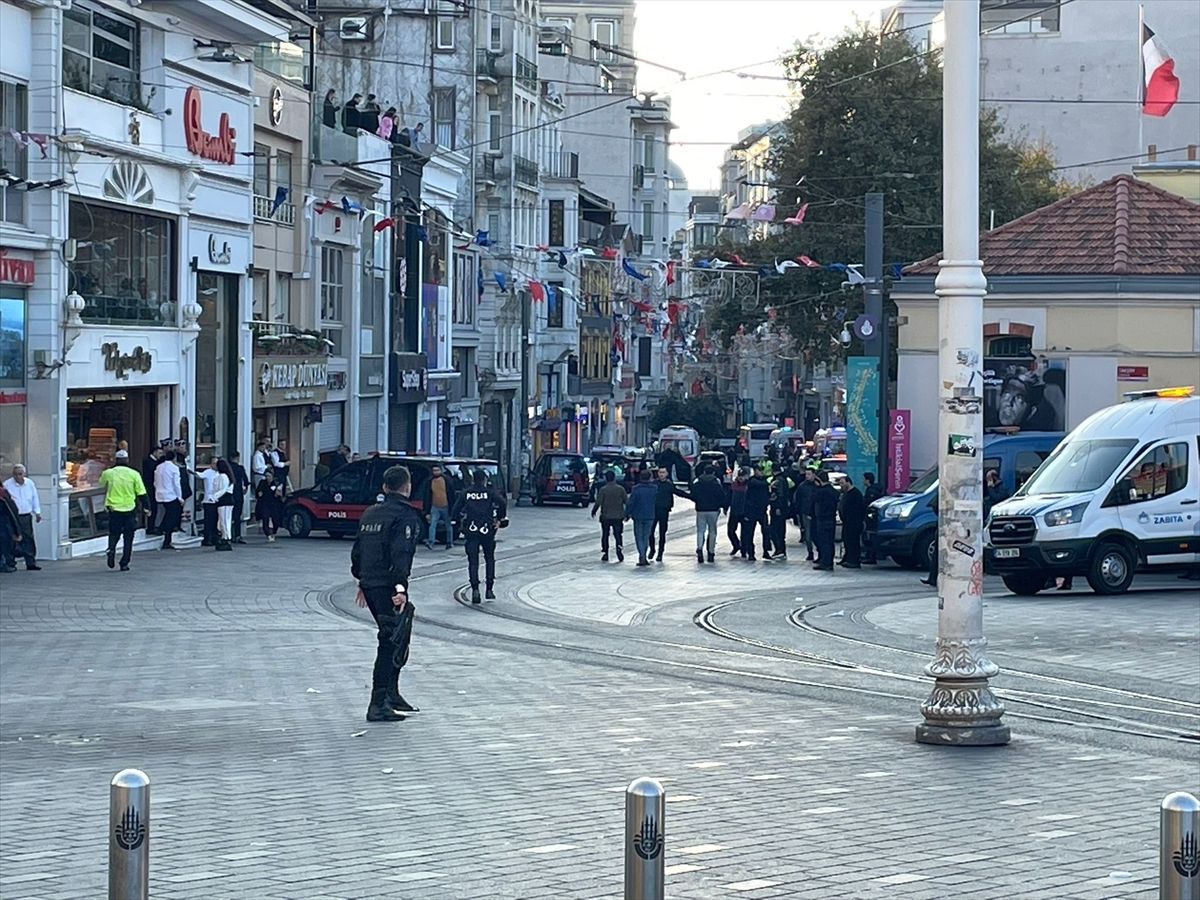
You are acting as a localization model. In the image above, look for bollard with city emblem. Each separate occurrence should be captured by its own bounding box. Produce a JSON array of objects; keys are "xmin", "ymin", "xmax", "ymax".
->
[
  {"xmin": 1162, "ymin": 791, "xmax": 1200, "ymax": 900},
  {"xmin": 624, "ymin": 776, "xmax": 665, "ymax": 900},
  {"xmin": 109, "ymin": 768, "xmax": 150, "ymax": 900}
]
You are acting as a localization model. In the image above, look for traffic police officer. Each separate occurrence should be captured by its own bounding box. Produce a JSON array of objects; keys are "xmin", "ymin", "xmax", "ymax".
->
[
  {"xmin": 451, "ymin": 468, "xmax": 508, "ymax": 604},
  {"xmin": 351, "ymin": 465, "xmax": 424, "ymax": 722}
]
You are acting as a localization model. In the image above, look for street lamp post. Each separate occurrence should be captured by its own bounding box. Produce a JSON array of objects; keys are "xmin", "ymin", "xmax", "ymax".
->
[{"xmin": 915, "ymin": 0, "xmax": 1010, "ymax": 747}]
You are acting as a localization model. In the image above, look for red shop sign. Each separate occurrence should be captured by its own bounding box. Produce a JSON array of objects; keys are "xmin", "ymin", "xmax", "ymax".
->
[
  {"xmin": 182, "ymin": 86, "xmax": 237, "ymax": 165},
  {"xmin": 1117, "ymin": 365, "xmax": 1149, "ymax": 382},
  {"xmin": 0, "ymin": 247, "xmax": 34, "ymax": 284}
]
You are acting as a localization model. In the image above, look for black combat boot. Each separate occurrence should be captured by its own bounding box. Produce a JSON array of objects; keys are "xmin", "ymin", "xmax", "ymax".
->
[
  {"xmin": 367, "ymin": 690, "xmax": 405, "ymax": 722},
  {"xmin": 485, "ymin": 586, "xmax": 496, "ymax": 600},
  {"xmin": 471, "ymin": 587, "xmax": 482, "ymax": 605}
]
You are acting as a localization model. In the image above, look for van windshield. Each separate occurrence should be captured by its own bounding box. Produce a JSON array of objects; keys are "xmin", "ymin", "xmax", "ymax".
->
[
  {"xmin": 1017, "ymin": 439, "xmax": 1137, "ymax": 496},
  {"xmin": 905, "ymin": 465, "xmax": 940, "ymax": 494}
]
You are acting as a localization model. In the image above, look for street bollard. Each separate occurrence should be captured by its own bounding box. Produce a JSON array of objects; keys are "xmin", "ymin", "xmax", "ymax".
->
[
  {"xmin": 109, "ymin": 768, "xmax": 150, "ymax": 900},
  {"xmin": 624, "ymin": 776, "xmax": 665, "ymax": 900},
  {"xmin": 1162, "ymin": 791, "xmax": 1200, "ymax": 900}
]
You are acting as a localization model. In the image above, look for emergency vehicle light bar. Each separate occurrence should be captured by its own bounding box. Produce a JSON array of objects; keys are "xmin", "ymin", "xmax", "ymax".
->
[{"xmin": 1122, "ymin": 386, "xmax": 1194, "ymax": 400}]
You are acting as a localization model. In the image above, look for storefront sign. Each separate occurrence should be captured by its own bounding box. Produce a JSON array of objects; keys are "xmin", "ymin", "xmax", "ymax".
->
[
  {"xmin": 102, "ymin": 342, "xmax": 153, "ymax": 380},
  {"xmin": 269, "ymin": 86, "xmax": 284, "ymax": 126},
  {"xmin": 0, "ymin": 389, "xmax": 27, "ymax": 404},
  {"xmin": 0, "ymin": 248, "xmax": 34, "ymax": 284},
  {"xmin": 255, "ymin": 356, "xmax": 329, "ymax": 407},
  {"xmin": 887, "ymin": 409, "xmax": 911, "ymax": 493},
  {"xmin": 183, "ymin": 86, "xmax": 237, "ymax": 165},
  {"xmin": 1117, "ymin": 364, "xmax": 1150, "ymax": 382},
  {"xmin": 207, "ymin": 235, "xmax": 232, "ymax": 265},
  {"xmin": 389, "ymin": 351, "xmax": 428, "ymax": 404}
]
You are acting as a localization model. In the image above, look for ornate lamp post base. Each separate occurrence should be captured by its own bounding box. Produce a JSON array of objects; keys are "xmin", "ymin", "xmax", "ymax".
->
[{"xmin": 916, "ymin": 638, "xmax": 1010, "ymax": 746}]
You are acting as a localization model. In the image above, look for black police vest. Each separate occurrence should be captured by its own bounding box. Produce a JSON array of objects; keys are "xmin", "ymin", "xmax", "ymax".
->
[{"xmin": 460, "ymin": 490, "xmax": 496, "ymax": 535}]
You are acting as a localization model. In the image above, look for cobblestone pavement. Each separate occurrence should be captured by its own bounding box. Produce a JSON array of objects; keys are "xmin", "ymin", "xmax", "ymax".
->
[{"xmin": 1, "ymin": 505, "xmax": 1197, "ymax": 899}]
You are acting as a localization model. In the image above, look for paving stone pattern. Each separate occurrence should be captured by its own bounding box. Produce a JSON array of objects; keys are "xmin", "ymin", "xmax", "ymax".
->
[{"xmin": 0, "ymin": 508, "xmax": 1193, "ymax": 899}]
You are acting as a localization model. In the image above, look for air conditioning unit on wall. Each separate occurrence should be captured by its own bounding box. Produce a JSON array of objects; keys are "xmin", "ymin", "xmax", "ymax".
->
[{"xmin": 339, "ymin": 17, "xmax": 370, "ymax": 41}]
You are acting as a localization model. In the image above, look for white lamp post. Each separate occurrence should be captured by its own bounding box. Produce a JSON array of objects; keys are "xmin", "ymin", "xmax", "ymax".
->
[{"xmin": 915, "ymin": 0, "xmax": 1009, "ymax": 746}]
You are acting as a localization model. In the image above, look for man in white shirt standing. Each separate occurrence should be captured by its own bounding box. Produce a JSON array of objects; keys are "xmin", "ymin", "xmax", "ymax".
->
[
  {"xmin": 2, "ymin": 464, "xmax": 41, "ymax": 570},
  {"xmin": 154, "ymin": 450, "xmax": 183, "ymax": 550},
  {"xmin": 198, "ymin": 457, "xmax": 221, "ymax": 547},
  {"xmin": 251, "ymin": 439, "xmax": 270, "ymax": 490}
]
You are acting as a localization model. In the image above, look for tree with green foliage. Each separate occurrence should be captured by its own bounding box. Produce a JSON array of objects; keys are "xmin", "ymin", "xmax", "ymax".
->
[
  {"xmin": 703, "ymin": 25, "xmax": 1071, "ymax": 365},
  {"xmin": 649, "ymin": 394, "xmax": 730, "ymax": 439}
]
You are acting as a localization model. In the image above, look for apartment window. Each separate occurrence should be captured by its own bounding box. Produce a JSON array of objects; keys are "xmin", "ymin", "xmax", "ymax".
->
[
  {"xmin": 489, "ymin": 14, "xmax": 502, "ymax": 51},
  {"xmin": 63, "ymin": 2, "xmax": 140, "ymax": 105},
  {"xmin": 487, "ymin": 199, "xmax": 501, "ymax": 241},
  {"xmin": 547, "ymin": 199, "xmax": 565, "ymax": 247},
  {"xmin": 453, "ymin": 253, "xmax": 476, "ymax": 325},
  {"xmin": 642, "ymin": 134, "xmax": 655, "ymax": 170},
  {"xmin": 253, "ymin": 143, "xmax": 270, "ymax": 196},
  {"xmin": 547, "ymin": 280, "xmax": 564, "ymax": 329},
  {"xmin": 0, "ymin": 82, "xmax": 28, "ymax": 224},
  {"xmin": 252, "ymin": 270, "xmax": 269, "ymax": 320},
  {"xmin": 433, "ymin": 87, "xmax": 456, "ymax": 150},
  {"xmin": 642, "ymin": 202, "xmax": 654, "ymax": 241},
  {"xmin": 436, "ymin": 17, "xmax": 455, "ymax": 50},
  {"xmin": 452, "ymin": 347, "xmax": 476, "ymax": 398},
  {"xmin": 275, "ymin": 150, "xmax": 293, "ymax": 198},
  {"xmin": 487, "ymin": 93, "xmax": 501, "ymax": 152},
  {"xmin": 274, "ymin": 273, "xmax": 292, "ymax": 323},
  {"xmin": 590, "ymin": 19, "xmax": 616, "ymax": 61},
  {"xmin": 320, "ymin": 246, "xmax": 344, "ymax": 355},
  {"xmin": 981, "ymin": 0, "xmax": 1061, "ymax": 33},
  {"xmin": 637, "ymin": 336, "xmax": 651, "ymax": 378}
]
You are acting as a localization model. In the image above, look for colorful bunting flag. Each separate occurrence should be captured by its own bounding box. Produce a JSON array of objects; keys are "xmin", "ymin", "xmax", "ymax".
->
[
  {"xmin": 622, "ymin": 258, "xmax": 648, "ymax": 281},
  {"xmin": 784, "ymin": 203, "xmax": 808, "ymax": 226},
  {"xmin": 270, "ymin": 186, "xmax": 289, "ymax": 217},
  {"xmin": 341, "ymin": 196, "xmax": 363, "ymax": 214},
  {"xmin": 494, "ymin": 272, "xmax": 507, "ymax": 291},
  {"xmin": 373, "ymin": 216, "xmax": 395, "ymax": 233},
  {"xmin": 797, "ymin": 255, "xmax": 820, "ymax": 268},
  {"xmin": 750, "ymin": 204, "xmax": 775, "ymax": 222}
]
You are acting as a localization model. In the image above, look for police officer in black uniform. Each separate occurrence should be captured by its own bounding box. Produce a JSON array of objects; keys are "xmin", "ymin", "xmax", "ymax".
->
[
  {"xmin": 451, "ymin": 468, "xmax": 508, "ymax": 604},
  {"xmin": 351, "ymin": 465, "xmax": 424, "ymax": 723}
]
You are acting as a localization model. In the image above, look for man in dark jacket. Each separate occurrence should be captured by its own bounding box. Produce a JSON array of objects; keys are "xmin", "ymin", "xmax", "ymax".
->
[
  {"xmin": 228, "ymin": 451, "xmax": 251, "ymax": 544},
  {"xmin": 983, "ymin": 469, "xmax": 1010, "ymax": 519},
  {"xmin": 451, "ymin": 468, "xmax": 508, "ymax": 604},
  {"xmin": 625, "ymin": 469, "xmax": 659, "ymax": 566},
  {"xmin": 647, "ymin": 467, "xmax": 676, "ymax": 562},
  {"xmin": 768, "ymin": 470, "xmax": 792, "ymax": 560},
  {"xmin": 811, "ymin": 471, "xmax": 838, "ymax": 570},
  {"xmin": 793, "ymin": 466, "xmax": 819, "ymax": 562},
  {"xmin": 350, "ymin": 465, "xmax": 423, "ymax": 722},
  {"xmin": 740, "ymin": 465, "xmax": 771, "ymax": 561},
  {"xmin": 861, "ymin": 472, "xmax": 885, "ymax": 564},
  {"xmin": 838, "ymin": 477, "xmax": 866, "ymax": 568},
  {"xmin": 0, "ymin": 484, "xmax": 21, "ymax": 572},
  {"xmin": 725, "ymin": 467, "xmax": 749, "ymax": 556},
  {"xmin": 141, "ymin": 446, "xmax": 163, "ymax": 534},
  {"xmin": 689, "ymin": 464, "xmax": 727, "ymax": 564},
  {"xmin": 591, "ymin": 470, "xmax": 627, "ymax": 562}
]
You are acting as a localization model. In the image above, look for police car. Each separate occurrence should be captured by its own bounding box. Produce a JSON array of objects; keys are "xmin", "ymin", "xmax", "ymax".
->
[{"xmin": 986, "ymin": 387, "xmax": 1199, "ymax": 595}]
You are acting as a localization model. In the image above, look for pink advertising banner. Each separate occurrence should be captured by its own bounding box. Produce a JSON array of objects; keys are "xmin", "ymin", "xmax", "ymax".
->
[{"xmin": 887, "ymin": 409, "xmax": 911, "ymax": 493}]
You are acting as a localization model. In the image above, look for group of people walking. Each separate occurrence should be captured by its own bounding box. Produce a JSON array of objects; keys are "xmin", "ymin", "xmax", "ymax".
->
[{"xmin": 589, "ymin": 459, "xmax": 885, "ymax": 571}]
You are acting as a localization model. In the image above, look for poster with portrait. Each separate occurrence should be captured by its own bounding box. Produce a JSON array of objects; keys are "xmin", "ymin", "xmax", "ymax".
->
[{"xmin": 982, "ymin": 357, "xmax": 1066, "ymax": 431}]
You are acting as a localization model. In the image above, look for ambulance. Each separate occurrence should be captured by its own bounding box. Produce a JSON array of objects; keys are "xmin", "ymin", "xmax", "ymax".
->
[{"xmin": 985, "ymin": 387, "xmax": 1200, "ymax": 595}]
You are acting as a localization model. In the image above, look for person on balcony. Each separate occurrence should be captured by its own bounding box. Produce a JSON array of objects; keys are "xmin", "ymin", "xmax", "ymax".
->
[{"xmin": 323, "ymin": 89, "xmax": 340, "ymax": 128}]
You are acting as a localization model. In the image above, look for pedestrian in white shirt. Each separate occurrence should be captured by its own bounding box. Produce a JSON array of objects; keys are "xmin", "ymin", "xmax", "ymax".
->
[
  {"xmin": 211, "ymin": 459, "xmax": 236, "ymax": 550},
  {"xmin": 251, "ymin": 439, "xmax": 270, "ymax": 489},
  {"xmin": 198, "ymin": 458, "xmax": 221, "ymax": 547},
  {"xmin": 153, "ymin": 451, "xmax": 183, "ymax": 550},
  {"xmin": 2, "ymin": 464, "xmax": 41, "ymax": 570}
]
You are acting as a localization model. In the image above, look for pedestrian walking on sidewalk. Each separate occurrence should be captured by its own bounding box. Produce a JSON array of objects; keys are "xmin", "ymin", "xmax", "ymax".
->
[
  {"xmin": 254, "ymin": 468, "xmax": 285, "ymax": 541},
  {"xmin": 647, "ymin": 467, "xmax": 676, "ymax": 562},
  {"xmin": 210, "ymin": 459, "xmax": 235, "ymax": 551},
  {"xmin": 811, "ymin": 471, "xmax": 838, "ymax": 570},
  {"xmin": 2, "ymin": 464, "xmax": 42, "ymax": 570},
  {"xmin": 689, "ymin": 464, "xmax": 726, "ymax": 564},
  {"xmin": 625, "ymin": 469, "xmax": 658, "ymax": 566},
  {"xmin": 591, "ymin": 470, "xmax": 627, "ymax": 562},
  {"xmin": 726, "ymin": 467, "xmax": 748, "ymax": 556},
  {"xmin": 451, "ymin": 468, "xmax": 508, "ymax": 603},
  {"xmin": 351, "ymin": 465, "xmax": 422, "ymax": 723},
  {"xmin": 99, "ymin": 450, "xmax": 147, "ymax": 571},
  {"xmin": 153, "ymin": 450, "xmax": 182, "ymax": 550},
  {"xmin": 418, "ymin": 464, "xmax": 456, "ymax": 550}
]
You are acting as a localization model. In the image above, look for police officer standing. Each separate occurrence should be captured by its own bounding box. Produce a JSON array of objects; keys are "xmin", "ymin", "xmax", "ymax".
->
[
  {"xmin": 451, "ymin": 469, "xmax": 508, "ymax": 604},
  {"xmin": 810, "ymin": 471, "xmax": 839, "ymax": 571},
  {"xmin": 350, "ymin": 465, "xmax": 423, "ymax": 723}
]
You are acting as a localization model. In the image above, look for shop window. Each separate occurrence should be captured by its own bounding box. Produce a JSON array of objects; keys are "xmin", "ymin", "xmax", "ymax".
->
[
  {"xmin": 274, "ymin": 273, "xmax": 292, "ymax": 323},
  {"xmin": 63, "ymin": 1, "xmax": 142, "ymax": 107},
  {"xmin": 320, "ymin": 246, "xmax": 344, "ymax": 355},
  {"xmin": 987, "ymin": 335, "xmax": 1032, "ymax": 357},
  {"xmin": 69, "ymin": 199, "xmax": 176, "ymax": 326},
  {"xmin": 0, "ymin": 81, "xmax": 28, "ymax": 224}
]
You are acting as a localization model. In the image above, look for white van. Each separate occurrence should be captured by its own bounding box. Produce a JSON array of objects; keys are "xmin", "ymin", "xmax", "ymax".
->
[
  {"xmin": 738, "ymin": 423, "xmax": 778, "ymax": 461},
  {"xmin": 986, "ymin": 387, "xmax": 1199, "ymax": 595}
]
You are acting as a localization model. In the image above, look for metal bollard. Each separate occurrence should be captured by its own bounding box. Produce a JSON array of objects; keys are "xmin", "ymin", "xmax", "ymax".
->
[
  {"xmin": 1162, "ymin": 791, "xmax": 1200, "ymax": 900},
  {"xmin": 624, "ymin": 776, "xmax": 665, "ymax": 900},
  {"xmin": 109, "ymin": 768, "xmax": 150, "ymax": 900}
]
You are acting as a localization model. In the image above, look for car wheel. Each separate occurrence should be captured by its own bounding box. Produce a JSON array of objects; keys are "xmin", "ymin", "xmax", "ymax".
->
[
  {"xmin": 915, "ymin": 531, "xmax": 937, "ymax": 570},
  {"xmin": 1087, "ymin": 541, "xmax": 1136, "ymax": 595},
  {"xmin": 1002, "ymin": 573, "xmax": 1045, "ymax": 596},
  {"xmin": 284, "ymin": 507, "xmax": 312, "ymax": 538}
]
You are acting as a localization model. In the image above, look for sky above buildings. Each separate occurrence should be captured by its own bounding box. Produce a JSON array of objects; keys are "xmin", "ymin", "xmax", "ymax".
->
[{"xmin": 634, "ymin": 0, "xmax": 894, "ymax": 190}]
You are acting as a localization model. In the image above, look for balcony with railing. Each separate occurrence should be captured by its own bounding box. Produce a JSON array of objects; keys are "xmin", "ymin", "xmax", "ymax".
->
[
  {"xmin": 477, "ymin": 154, "xmax": 497, "ymax": 184},
  {"xmin": 514, "ymin": 155, "xmax": 539, "ymax": 187},
  {"xmin": 251, "ymin": 321, "xmax": 329, "ymax": 357},
  {"xmin": 254, "ymin": 194, "xmax": 296, "ymax": 225},
  {"xmin": 476, "ymin": 48, "xmax": 499, "ymax": 81},
  {"xmin": 515, "ymin": 54, "xmax": 539, "ymax": 93},
  {"xmin": 545, "ymin": 151, "xmax": 578, "ymax": 180}
]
